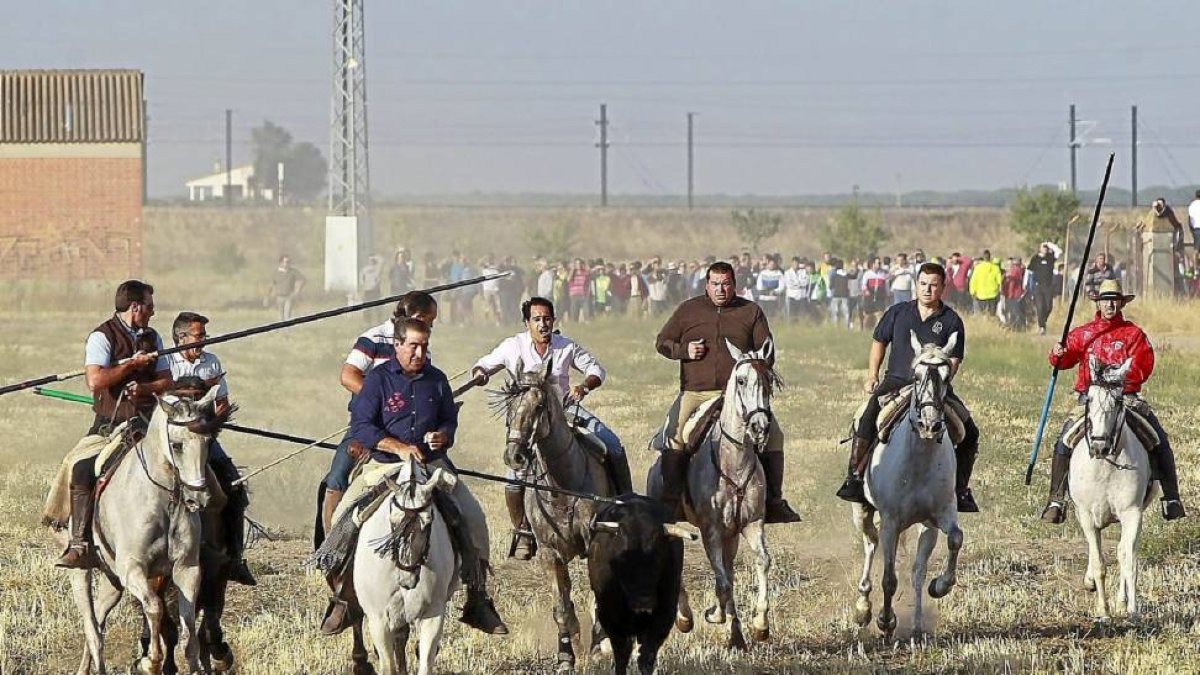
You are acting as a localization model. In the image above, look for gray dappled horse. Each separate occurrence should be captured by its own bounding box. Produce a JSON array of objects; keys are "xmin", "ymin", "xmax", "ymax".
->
[
  {"xmin": 851, "ymin": 331, "xmax": 963, "ymax": 638},
  {"xmin": 497, "ymin": 357, "xmax": 617, "ymax": 673},
  {"xmin": 647, "ymin": 338, "xmax": 778, "ymax": 650},
  {"xmin": 64, "ymin": 386, "xmax": 227, "ymax": 675},
  {"xmin": 355, "ymin": 460, "xmax": 461, "ymax": 675},
  {"xmin": 1070, "ymin": 355, "xmax": 1154, "ymax": 619}
]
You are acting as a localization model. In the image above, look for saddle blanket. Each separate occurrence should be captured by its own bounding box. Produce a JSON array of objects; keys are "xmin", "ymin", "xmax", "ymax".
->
[
  {"xmin": 1063, "ymin": 408, "xmax": 1161, "ymax": 451},
  {"xmin": 650, "ymin": 395, "xmax": 724, "ymax": 453},
  {"xmin": 851, "ymin": 385, "xmax": 968, "ymax": 447},
  {"xmin": 335, "ymin": 460, "xmax": 408, "ymax": 524}
]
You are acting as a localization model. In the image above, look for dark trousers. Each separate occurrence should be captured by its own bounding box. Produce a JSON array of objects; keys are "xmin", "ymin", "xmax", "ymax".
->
[
  {"xmin": 855, "ymin": 377, "xmax": 979, "ymax": 458},
  {"xmin": 1034, "ymin": 286, "xmax": 1055, "ymax": 330}
]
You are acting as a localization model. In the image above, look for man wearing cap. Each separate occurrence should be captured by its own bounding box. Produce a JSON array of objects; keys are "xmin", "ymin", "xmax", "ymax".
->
[{"xmin": 1041, "ymin": 279, "xmax": 1186, "ymax": 523}]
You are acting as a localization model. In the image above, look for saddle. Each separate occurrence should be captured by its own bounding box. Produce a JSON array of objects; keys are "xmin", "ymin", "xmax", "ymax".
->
[
  {"xmin": 1062, "ymin": 407, "xmax": 1161, "ymax": 452},
  {"xmin": 851, "ymin": 385, "xmax": 968, "ymax": 446},
  {"xmin": 650, "ymin": 396, "xmax": 724, "ymax": 454}
]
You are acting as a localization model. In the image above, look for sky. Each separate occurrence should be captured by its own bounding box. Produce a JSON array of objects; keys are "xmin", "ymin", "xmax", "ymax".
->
[{"xmin": 4, "ymin": 0, "xmax": 1199, "ymax": 199}]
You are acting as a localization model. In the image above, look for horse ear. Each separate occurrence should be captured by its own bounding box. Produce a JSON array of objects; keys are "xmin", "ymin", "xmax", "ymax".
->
[
  {"xmin": 758, "ymin": 337, "xmax": 775, "ymax": 362},
  {"xmin": 943, "ymin": 331, "xmax": 959, "ymax": 356},
  {"xmin": 158, "ymin": 394, "xmax": 179, "ymax": 416},
  {"xmin": 909, "ymin": 330, "xmax": 923, "ymax": 355},
  {"xmin": 726, "ymin": 339, "xmax": 744, "ymax": 362},
  {"xmin": 514, "ymin": 357, "xmax": 525, "ymax": 378},
  {"xmin": 197, "ymin": 384, "xmax": 221, "ymax": 409},
  {"xmin": 1112, "ymin": 357, "xmax": 1134, "ymax": 382},
  {"xmin": 543, "ymin": 354, "xmax": 554, "ymax": 380},
  {"xmin": 1088, "ymin": 353, "xmax": 1100, "ymax": 379}
]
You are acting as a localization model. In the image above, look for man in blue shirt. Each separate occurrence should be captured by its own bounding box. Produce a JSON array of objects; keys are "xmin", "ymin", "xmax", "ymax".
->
[{"xmin": 345, "ymin": 317, "xmax": 507, "ymax": 635}]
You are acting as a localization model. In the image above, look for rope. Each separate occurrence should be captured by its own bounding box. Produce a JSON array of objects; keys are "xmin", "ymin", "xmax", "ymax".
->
[{"xmin": 231, "ymin": 426, "xmax": 350, "ymax": 487}]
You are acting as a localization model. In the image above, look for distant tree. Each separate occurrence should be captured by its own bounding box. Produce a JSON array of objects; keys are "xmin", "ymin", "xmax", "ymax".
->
[
  {"xmin": 820, "ymin": 203, "xmax": 889, "ymax": 260},
  {"xmin": 250, "ymin": 120, "xmax": 327, "ymax": 203},
  {"xmin": 730, "ymin": 209, "xmax": 782, "ymax": 254},
  {"xmin": 1009, "ymin": 188, "xmax": 1080, "ymax": 251},
  {"xmin": 524, "ymin": 221, "xmax": 577, "ymax": 262}
]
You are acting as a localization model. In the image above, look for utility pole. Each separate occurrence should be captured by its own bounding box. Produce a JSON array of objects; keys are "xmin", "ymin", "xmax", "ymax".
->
[
  {"xmin": 1130, "ymin": 105, "xmax": 1138, "ymax": 207},
  {"xmin": 1069, "ymin": 104, "xmax": 1077, "ymax": 196},
  {"xmin": 686, "ymin": 112, "xmax": 695, "ymax": 210},
  {"xmin": 142, "ymin": 97, "xmax": 148, "ymax": 205},
  {"xmin": 225, "ymin": 108, "xmax": 233, "ymax": 208},
  {"xmin": 596, "ymin": 103, "xmax": 608, "ymax": 207}
]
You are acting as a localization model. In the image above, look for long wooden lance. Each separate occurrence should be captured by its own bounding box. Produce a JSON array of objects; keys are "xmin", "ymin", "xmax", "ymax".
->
[
  {"xmin": 1024, "ymin": 152, "xmax": 1114, "ymax": 485},
  {"xmin": 0, "ymin": 272, "xmax": 509, "ymax": 398}
]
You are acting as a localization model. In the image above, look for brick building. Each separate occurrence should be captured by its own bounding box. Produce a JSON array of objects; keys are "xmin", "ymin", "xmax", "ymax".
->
[{"xmin": 0, "ymin": 70, "xmax": 144, "ymax": 279}]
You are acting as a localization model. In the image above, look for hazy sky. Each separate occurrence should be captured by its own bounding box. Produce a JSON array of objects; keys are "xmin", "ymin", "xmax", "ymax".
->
[{"xmin": 4, "ymin": 1, "xmax": 1199, "ymax": 199}]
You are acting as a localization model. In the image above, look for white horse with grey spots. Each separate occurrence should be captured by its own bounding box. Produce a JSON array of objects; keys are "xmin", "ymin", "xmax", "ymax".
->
[{"xmin": 851, "ymin": 331, "xmax": 964, "ymax": 637}]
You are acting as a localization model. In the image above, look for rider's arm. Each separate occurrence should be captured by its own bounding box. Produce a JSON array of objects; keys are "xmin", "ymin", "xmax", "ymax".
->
[
  {"xmin": 1050, "ymin": 327, "xmax": 1085, "ymax": 370},
  {"xmin": 570, "ymin": 342, "xmax": 607, "ymax": 390},
  {"xmin": 349, "ymin": 370, "xmax": 389, "ymax": 450},
  {"xmin": 434, "ymin": 376, "xmax": 459, "ymax": 449},
  {"xmin": 1125, "ymin": 330, "xmax": 1155, "ymax": 389},
  {"xmin": 949, "ymin": 358, "xmax": 962, "ymax": 380},
  {"xmin": 654, "ymin": 305, "xmax": 686, "ymax": 361},
  {"xmin": 751, "ymin": 307, "xmax": 774, "ymax": 366},
  {"xmin": 471, "ymin": 337, "xmax": 516, "ymax": 383},
  {"xmin": 339, "ymin": 364, "xmax": 366, "ymax": 395},
  {"xmin": 867, "ymin": 340, "xmax": 887, "ymax": 384}
]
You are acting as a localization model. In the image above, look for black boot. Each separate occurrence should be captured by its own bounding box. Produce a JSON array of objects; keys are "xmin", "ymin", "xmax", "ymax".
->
[
  {"xmin": 607, "ymin": 449, "xmax": 635, "ymax": 496},
  {"xmin": 436, "ymin": 491, "xmax": 508, "ymax": 635},
  {"xmin": 56, "ymin": 487, "xmax": 99, "ymax": 569},
  {"xmin": 954, "ymin": 443, "xmax": 980, "ymax": 513},
  {"xmin": 223, "ymin": 486, "xmax": 257, "ymax": 586},
  {"xmin": 835, "ymin": 437, "xmax": 874, "ymax": 504},
  {"xmin": 504, "ymin": 488, "xmax": 536, "ymax": 561},
  {"xmin": 1150, "ymin": 447, "xmax": 1187, "ymax": 521},
  {"xmin": 760, "ymin": 452, "xmax": 801, "ymax": 524},
  {"xmin": 659, "ymin": 450, "xmax": 690, "ymax": 524},
  {"xmin": 1041, "ymin": 451, "xmax": 1071, "ymax": 524}
]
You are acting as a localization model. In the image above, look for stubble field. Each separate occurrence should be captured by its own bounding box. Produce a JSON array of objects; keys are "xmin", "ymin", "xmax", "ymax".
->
[{"xmin": 3, "ymin": 291, "xmax": 1200, "ymax": 674}]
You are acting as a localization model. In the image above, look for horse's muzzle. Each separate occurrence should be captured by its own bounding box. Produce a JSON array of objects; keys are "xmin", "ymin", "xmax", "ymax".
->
[{"xmin": 503, "ymin": 441, "xmax": 529, "ymax": 472}]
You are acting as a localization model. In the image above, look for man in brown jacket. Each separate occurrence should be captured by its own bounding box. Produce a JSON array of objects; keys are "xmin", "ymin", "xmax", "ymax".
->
[{"xmin": 655, "ymin": 261, "xmax": 802, "ymax": 524}]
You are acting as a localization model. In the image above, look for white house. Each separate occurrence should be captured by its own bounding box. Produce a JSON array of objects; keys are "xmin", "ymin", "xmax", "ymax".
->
[{"xmin": 185, "ymin": 164, "xmax": 274, "ymax": 202}]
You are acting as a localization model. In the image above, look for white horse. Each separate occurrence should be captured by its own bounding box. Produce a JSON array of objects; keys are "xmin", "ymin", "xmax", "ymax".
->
[
  {"xmin": 852, "ymin": 331, "xmax": 963, "ymax": 637},
  {"xmin": 66, "ymin": 387, "xmax": 224, "ymax": 675},
  {"xmin": 355, "ymin": 461, "xmax": 460, "ymax": 675},
  {"xmin": 1070, "ymin": 355, "xmax": 1155, "ymax": 619}
]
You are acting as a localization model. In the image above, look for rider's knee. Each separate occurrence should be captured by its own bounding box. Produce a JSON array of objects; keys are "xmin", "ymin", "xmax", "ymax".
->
[{"xmin": 71, "ymin": 457, "xmax": 97, "ymax": 487}]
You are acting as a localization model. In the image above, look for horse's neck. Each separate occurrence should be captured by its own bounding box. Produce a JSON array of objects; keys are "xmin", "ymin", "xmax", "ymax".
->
[
  {"xmin": 108, "ymin": 413, "xmax": 175, "ymax": 511},
  {"xmin": 536, "ymin": 399, "xmax": 590, "ymax": 489},
  {"xmin": 715, "ymin": 380, "xmax": 756, "ymax": 473}
]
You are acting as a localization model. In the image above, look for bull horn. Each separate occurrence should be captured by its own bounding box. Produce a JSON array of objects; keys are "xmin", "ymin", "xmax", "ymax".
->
[
  {"xmin": 663, "ymin": 523, "xmax": 699, "ymax": 541},
  {"xmin": 593, "ymin": 521, "xmax": 621, "ymax": 533}
]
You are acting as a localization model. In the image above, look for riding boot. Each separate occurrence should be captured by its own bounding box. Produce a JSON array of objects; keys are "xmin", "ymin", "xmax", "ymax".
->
[
  {"xmin": 504, "ymin": 488, "xmax": 536, "ymax": 561},
  {"xmin": 607, "ymin": 449, "xmax": 635, "ymax": 496},
  {"xmin": 835, "ymin": 436, "xmax": 873, "ymax": 504},
  {"xmin": 56, "ymin": 487, "xmax": 99, "ymax": 569},
  {"xmin": 1040, "ymin": 450, "xmax": 1071, "ymax": 524},
  {"xmin": 322, "ymin": 488, "xmax": 344, "ymax": 540},
  {"xmin": 435, "ymin": 491, "xmax": 508, "ymax": 635},
  {"xmin": 760, "ymin": 452, "xmax": 802, "ymax": 524},
  {"xmin": 1150, "ymin": 446, "xmax": 1187, "ymax": 521},
  {"xmin": 320, "ymin": 565, "xmax": 362, "ymax": 636},
  {"xmin": 954, "ymin": 443, "xmax": 980, "ymax": 513},
  {"xmin": 659, "ymin": 450, "xmax": 690, "ymax": 524},
  {"xmin": 222, "ymin": 485, "xmax": 257, "ymax": 586}
]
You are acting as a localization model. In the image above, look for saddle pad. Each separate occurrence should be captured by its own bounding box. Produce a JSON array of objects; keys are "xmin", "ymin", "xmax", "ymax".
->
[
  {"xmin": 43, "ymin": 433, "xmax": 114, "ymax": 529},
  {"xmin": 1063, "ymin": 409, "xmax": 1160, "ymax": 451},
  {"xmin": 93, "ymin": 421, "xmax": 133, "ymax": 477},
  {"xmin": 852, "ymin": 385, "xmax": 966, "ymax": 447},
  {"xmin": 652, "ymin": 396, "xmax": 724, "ymax": 454},
  {"xmin": 335, "ymin": 461, "xmax": 405, "ymax": 523}
]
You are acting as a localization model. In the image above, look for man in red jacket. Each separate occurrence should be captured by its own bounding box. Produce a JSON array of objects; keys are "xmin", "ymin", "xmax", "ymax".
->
[{"xmin": 1041, "ymin": 279, "xmax": 1185, "ymax": 523}]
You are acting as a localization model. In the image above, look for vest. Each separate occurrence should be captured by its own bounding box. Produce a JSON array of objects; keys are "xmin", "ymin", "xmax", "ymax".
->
[{"xmin": 91, "ymin": 317, "xmax": 161, "ymax": 424}]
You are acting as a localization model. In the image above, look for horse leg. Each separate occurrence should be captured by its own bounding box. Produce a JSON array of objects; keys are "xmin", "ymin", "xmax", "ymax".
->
[
  {"xmin": 700, "ymin": 528, "xmax": 729, "ymax": 626},
  {"xmin": 202, "ymin": 577, "xmax": 233, "ymax": 672},
  {"xmin": 929, "ymin": 516, "xmax": 963, "ymax": 600},
  {"xmin": 876, "ymin": 519, "xmax": 900, "ymax": 637},
  {"xmin": 716, "ymin": 535, "xmax": 745, "ymax": 650},
  {"xmin": 910, "ymin": 524, "xmax": 939, "ymax": 636},
  {"xmin": 852, "ymin": 504, "xmax": 879, "ymax": 627},
  {"xmin": 1116, "ymin": 509, "xmax": 1144, "ymax": 617},
  {"xmin": 126, "ymin": 570, "xmax": 165, "ymax": 675},
  {"xmin": 743, "ymin": 519, "xmax": 771, "ymax": 642},
  {"xmin": 365, "ymin": 614, "xmax": 398, "ymax": 675},
  {"xmin": 589, "ymin": 599, "xmax": 610, "ymax": 655},
  {"xmin": 172, "ymin": 566, "xmax": 202, "ymax": 675},
  {"xmin": 675, "ymin": 583, "xmax": 694, "ymax": 633},
  {"xmin": 1079, "ymin": 520, "xmax": 1110, "ymax": 619},
  {"xmin": 71, "ymin": 568, "xmax": 114, "ymax": 675},
  {"xmin": 415, "ymin": 615, "xmax": 446, "ymax": 675},
  {"xmin": 351, "ymin": 619, "xmax": 377, "ymax": 675},
  {"xmin": 548, "ymin": 556, "xmax": 578, "ymax": 673}
]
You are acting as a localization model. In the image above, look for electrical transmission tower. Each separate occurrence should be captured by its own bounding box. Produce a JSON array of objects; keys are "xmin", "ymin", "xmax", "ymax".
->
[{"xmin": 325, "ymin": 0, "xmax": 372, "ymax": 292}]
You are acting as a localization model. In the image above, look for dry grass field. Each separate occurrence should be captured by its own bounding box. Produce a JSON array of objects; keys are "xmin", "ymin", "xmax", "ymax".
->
[{"xmin": 1, "ymin": 210, "xmax": 1198, "ymax": 674}]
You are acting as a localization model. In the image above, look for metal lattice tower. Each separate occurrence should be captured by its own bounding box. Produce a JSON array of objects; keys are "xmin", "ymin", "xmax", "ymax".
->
[{"xmin": 328, "ymin": 0, "xmax": 370, "ymax": 220}]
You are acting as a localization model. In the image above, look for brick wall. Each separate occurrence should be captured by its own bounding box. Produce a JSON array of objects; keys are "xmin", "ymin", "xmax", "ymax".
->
[{"xmin": 0, "ymin": 148, "xmax": 143, "ymax": 280}]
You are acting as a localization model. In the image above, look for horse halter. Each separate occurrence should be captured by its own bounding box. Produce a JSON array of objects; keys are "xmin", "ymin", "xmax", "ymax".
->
[
  {"xmin": 721, "ymin": 357, "xmax": 776, "ymax": 450},
  {"xmin": 908, "ymin": 357, "xmax": 948, "ymax": 442},
  {"xmin": 1084, "ymin": 382, "xmax": 1127, "ymax": 459}
]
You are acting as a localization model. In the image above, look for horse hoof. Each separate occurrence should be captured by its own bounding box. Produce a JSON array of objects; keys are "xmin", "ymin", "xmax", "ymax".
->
[
  {"xmin": 727, "ymin": 630, "xmax": 748, "ymax": 651},
  {"xmin": 876, "ymin": 614, "xmax": 897, "ymax": 636},
  {"xmin": 675, "ymin": 615, "xmax": 694, "ymax": 633},
  {"xmin": 134, "ymin": 657, "xmax": 162, "ymax": 675},
  {"xmin": 209, "ymin": 642, "xmax": 234, "ymax": 672},
  {"xmin": 704, "ymin": 606, "xmax": 726, "ymax": 625},
  {"xmin": 590, "ymin": 637, "xmax": 612, "ymax": 657},
  {"xmin": 928, "ymin": 578, "xmax": 953, "ymax": 599},
  {"xmin": 749, "ymin": 625, "xmax": 770, "ymax": 642},
  {"xmin": 352, "ymin": 661, "xmax": 377, "ymax": 675},
  {"xmin": 1084, "ymin": 578, "xmax": 1097, "ymax": 593},
  {"xmin": 555, "ymin": 661, "xmax": 576, "ymax": 675}
]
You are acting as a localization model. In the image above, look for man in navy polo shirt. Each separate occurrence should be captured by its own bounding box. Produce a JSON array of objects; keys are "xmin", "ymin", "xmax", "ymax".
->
[
  {"xmin": 835, "ymin": 262, "xmax": 982, "ymax": 512},
  {"xmin": 348, "ymin": 317, "xmax": 507, "ymax": 635}
]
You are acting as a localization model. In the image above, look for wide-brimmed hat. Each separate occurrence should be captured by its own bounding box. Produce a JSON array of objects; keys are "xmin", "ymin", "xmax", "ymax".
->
[{"xmin": 1090, "ymin": 279, "xmax": 1135, "ymax": 303}]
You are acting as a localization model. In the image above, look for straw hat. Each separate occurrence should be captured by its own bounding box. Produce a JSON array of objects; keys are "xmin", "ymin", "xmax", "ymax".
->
[{"xmin": 1090, "ymin": 279, "xmax": 1135, "ymax": 303}]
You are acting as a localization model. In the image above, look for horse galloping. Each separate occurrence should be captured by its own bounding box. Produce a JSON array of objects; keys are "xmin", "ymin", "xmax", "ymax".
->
[
  {"xmin": 1070, "ymin": 355, "xmax": 1155, "ymax": 619},
  {"xmin": 65, "ymin": 385, "xmax": 229, "ymax": 675},
  {"xmin": 647, "ymin": 338, "xmax": 779, "ymax": 650},
  {"xmin": 852, "ymin": 331, "xmax": 963, "ymax": 637}
]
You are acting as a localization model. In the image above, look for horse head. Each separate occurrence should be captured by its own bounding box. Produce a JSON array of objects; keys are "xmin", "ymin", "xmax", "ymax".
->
[
  {"xmin": 907, "ymin": 330, "xmax": 956, "ymax": 441},
  {"xmin": 494, "ymin": 356, "xmax": 558, "ymax": 472},
  {"xmin": 1085, "ymin": 354, "xmax": 1132, "ymax": 457},
  {"xmin": 158, "ymin": 376, "xmax": 233, "ymax": 512},
  {"xmin": 724, "ymin": 338, "xmax": 781, "ymax": 451}
]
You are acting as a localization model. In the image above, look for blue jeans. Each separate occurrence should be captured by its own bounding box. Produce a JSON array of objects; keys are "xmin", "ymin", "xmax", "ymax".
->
[
  {"xmin": 324, "ymin": 432, "xmax": 357, "ymax": 492},
  {"xmin": 209, "ymin": 437, "xmax": 230, "ymax": 462}
]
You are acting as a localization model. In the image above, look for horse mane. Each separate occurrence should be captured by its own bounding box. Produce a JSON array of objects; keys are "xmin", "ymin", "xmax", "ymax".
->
[
  {"xmin": 487, "ymin": 372, "xmax": 556, "ymax": 418},
  {"xmin": 170, "ymin": 375, "xmax": 236, "ymax": 436},
  {"xmin": 744, "ymin": 359, "xmax": 785, "ymax": 395}
]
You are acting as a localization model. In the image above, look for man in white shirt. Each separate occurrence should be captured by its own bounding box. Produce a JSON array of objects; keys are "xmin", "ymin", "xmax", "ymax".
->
[
  {"xmin": 168, "ymin": 312, "xmax": 256, "ymax": 586},
  {"xmin": 782, "ymin": 256, "xmax": 811, "ymax": 322},
  {"xmin": 1188, "ymin": 190, "xmax": 1200, "ymax": 249},
  {"xmin": 471, "ymin": 296, "xmax": 631, "ymax": 560},
  {"xmin": 889, "ymin": 252, "xmax": 914, "ymax": 306}
]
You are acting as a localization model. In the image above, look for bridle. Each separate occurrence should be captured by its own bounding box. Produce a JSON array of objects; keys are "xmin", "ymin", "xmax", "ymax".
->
[
  {"xmin": 1084, "ymin": 380, "xmax": 1130, "ymax": 464},
  {"xmin": 719, "ymin": 357, "xmax": 776, "ymax": 450},
  {"xmin": 908, "ymin": 355, "xmax": 948, "ymax": 442}
]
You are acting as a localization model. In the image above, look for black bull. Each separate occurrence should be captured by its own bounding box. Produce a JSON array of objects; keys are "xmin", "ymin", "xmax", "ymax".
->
[{"xmin": 588, "ymin": 496, "xmax": 688, "ymax": 675}]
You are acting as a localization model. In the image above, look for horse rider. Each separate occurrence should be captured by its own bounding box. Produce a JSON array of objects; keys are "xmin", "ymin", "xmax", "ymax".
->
[
  {"xmin": 1041, "ymin": 278, "xmax": 1186, "ymax": 523},
  {"xmin": 326, "ymin": 317, "xmax": 508, "ymax": 636},
  {"xmin": 470, "ymin": 296, "xmax": 633, "ymax": 560},
  {"xmin": 57, "ymin": 280, "xmax": 174, "ymax": 568},
  {"xmin": 655, "ymin": 260, "xmax": 803, "ymax": 525},
  {"xmin": 321, "ymin": 291, "xmax": 439, "ymax": 535},
  {"xmin": 167, "ymin": 311, "xmax": 256, "ymax": 586},
  {"xmin": 836, "ymin": 262, "xmax": 982, "ymax": 513}
]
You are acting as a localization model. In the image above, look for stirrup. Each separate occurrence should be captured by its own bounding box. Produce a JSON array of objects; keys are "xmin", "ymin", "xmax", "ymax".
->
[
  {"xmin": 956, "ymin": 488, "xmax": 980, "ymax": 513},
  {"xmin": 1041, "ymin": 501, "xmax": 1066, "ymax": 524},
  {"xmin": 1162, "ymin": 499, "xmax": 1187, "ymax": 521},
  {"xmin": 835, "ymin": 477, "xmax": 868, "ymax": 504},
  {"xmin": 508, "ymin": 528, "xmax": 537, "ymax": 560}
]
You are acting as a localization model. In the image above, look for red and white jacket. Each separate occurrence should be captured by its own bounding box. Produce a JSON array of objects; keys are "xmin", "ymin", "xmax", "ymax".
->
[{"xmin": 1048, "ymin": 312, "xmax": 1154, "ymax": 394}]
